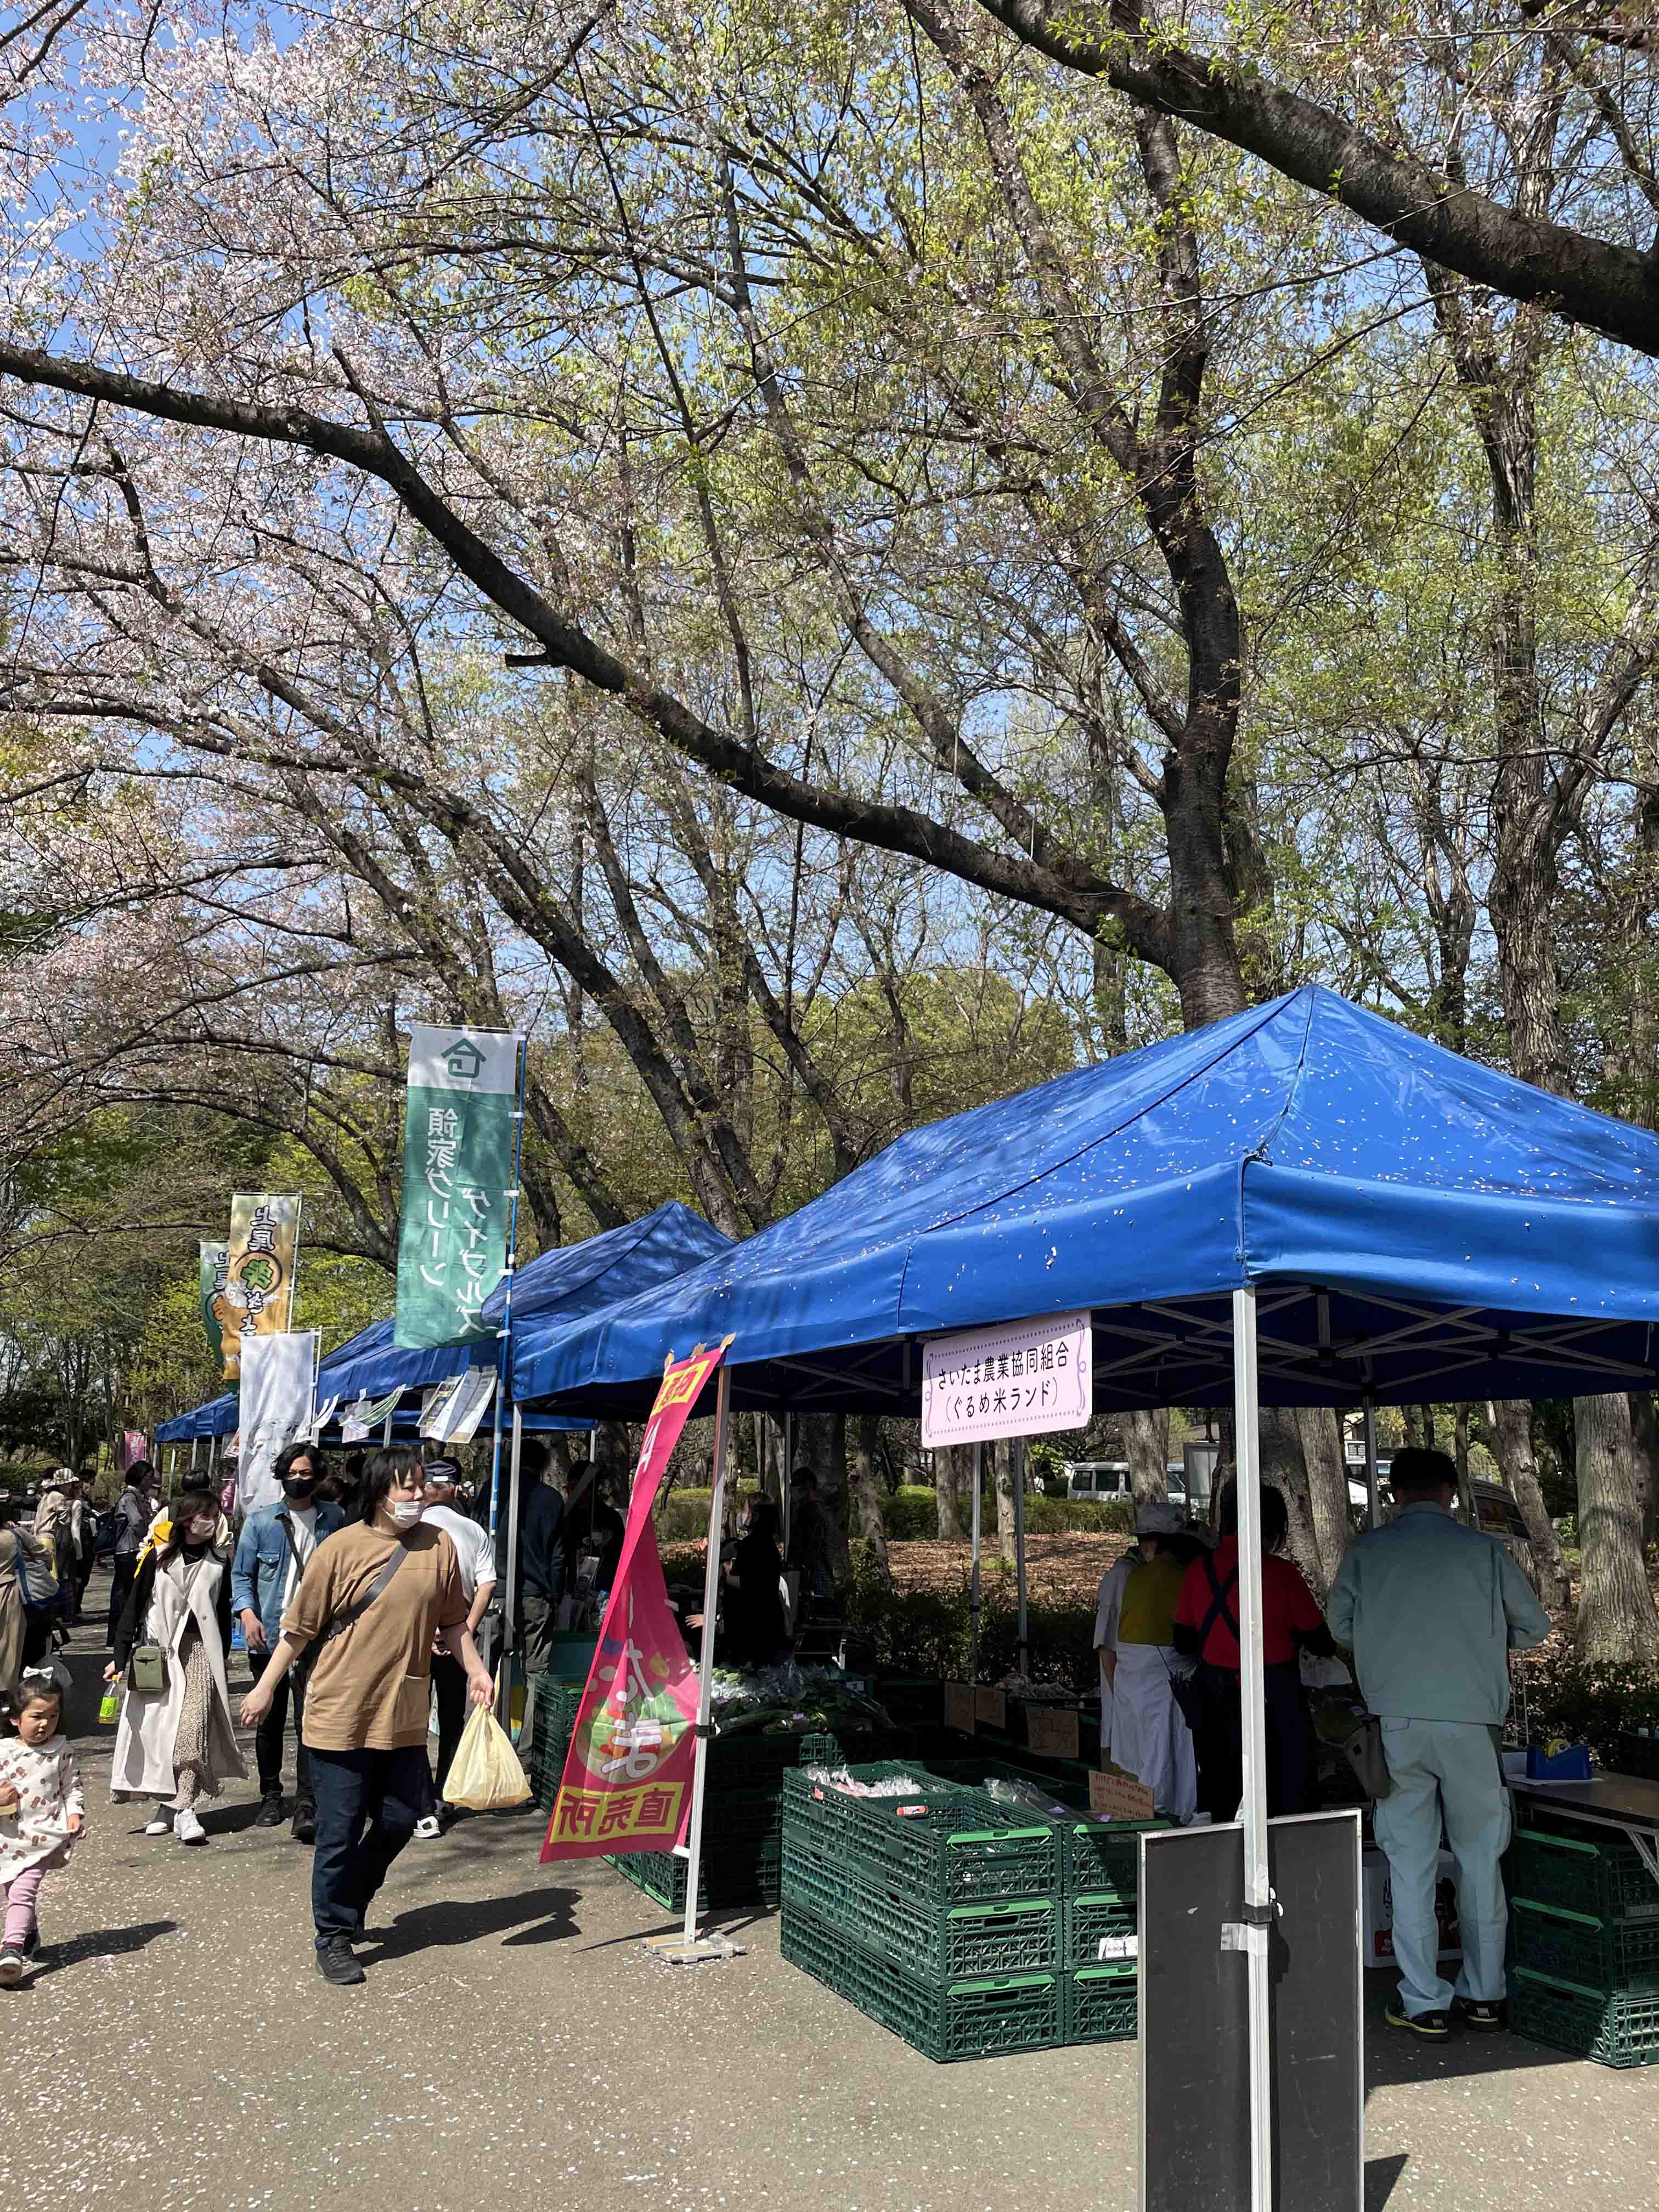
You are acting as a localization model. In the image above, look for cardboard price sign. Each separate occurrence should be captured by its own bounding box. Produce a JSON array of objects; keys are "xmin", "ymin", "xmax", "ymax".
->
[
  {"xmin": 974, "ymin": 1686, "xmax": 1008, "ymax": 1730},
  {"xmin": 1026, "ymin": 1705, "xmax": 1081, "ymax": 1760},
  {"xmin": 944, "ymin": 1681, "xmax": 977, "ymax": 1735},
  {"xmin": 1089, "ymin": 1768, "xmax": 1156, "ymax": 1821}
]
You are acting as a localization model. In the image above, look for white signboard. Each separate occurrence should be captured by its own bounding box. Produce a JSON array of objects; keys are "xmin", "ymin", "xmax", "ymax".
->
[
  {"xmin": 420, "ymin": 1367, "xmax": 497, "ymax": 1444},
  {"xmin": 921, "ymin": 1309, "xmax": 1092, "ymax": 1447}
]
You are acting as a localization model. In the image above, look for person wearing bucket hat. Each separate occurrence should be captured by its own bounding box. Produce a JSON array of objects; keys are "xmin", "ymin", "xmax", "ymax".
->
[{"xmin": 1108, "ymin": 1502, "xmax": 1204, "ymax": 1822}]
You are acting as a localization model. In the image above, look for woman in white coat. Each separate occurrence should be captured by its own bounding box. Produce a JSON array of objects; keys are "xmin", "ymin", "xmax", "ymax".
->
[{"xmin": 105, "ymin": 1487, "xmax": 244, "ymax": 1844}]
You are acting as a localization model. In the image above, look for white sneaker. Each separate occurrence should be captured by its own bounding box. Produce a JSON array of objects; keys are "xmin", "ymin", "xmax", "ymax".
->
[
  {"xmin": 143, "ymin": 1809, "xmax": 174, "ymax": 1836},
  {"xmin": 413, "ymin": 1815, "xmax": 442, "ymax": 1841},
  {"xmin": 174, "ymin": 1807, "xmax": 207, "ymax": 1846}
]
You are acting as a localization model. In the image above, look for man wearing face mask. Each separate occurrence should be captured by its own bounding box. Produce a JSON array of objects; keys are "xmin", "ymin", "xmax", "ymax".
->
[{"xmin": 231, "ymin": 1443, "xmax": 345, "ymax": 1840}]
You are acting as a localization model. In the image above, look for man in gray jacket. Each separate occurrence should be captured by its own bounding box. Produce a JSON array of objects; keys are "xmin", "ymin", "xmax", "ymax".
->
[{"xmin": 1328, "ymin": 1447, "xmax": 1550, "ymax": 2040}]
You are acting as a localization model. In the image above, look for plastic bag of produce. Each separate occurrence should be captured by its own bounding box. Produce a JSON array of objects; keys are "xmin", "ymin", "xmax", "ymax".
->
[{"xmin": 443, "ymin": 1704, "xmax": 532, "ymax": 1811}]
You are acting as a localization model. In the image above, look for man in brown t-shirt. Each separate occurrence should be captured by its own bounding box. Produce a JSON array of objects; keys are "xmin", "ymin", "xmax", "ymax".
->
[{"xmin": 241, "ymin": 1446, "xmax": 492, "ymax": 1987}]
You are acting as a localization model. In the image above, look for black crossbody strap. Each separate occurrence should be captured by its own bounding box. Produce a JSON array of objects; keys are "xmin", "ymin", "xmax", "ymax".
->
[
  {"xmin": 320, "ymin": 1539, "xmax": 410, "ymax": 1644},
  {"xmin": 1196, "ymin": 1553, "xmax": 1241, "ymax": 1656}
]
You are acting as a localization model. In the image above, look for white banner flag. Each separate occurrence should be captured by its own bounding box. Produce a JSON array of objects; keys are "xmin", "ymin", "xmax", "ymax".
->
[
  {"xmin": 341, "ymin": 1386, "xmax": 404, "ymax": 1443},
  {"xmin": 420, "ymin": 1368, "xmax": 496, "ymax": 1443},
  {"xmin": 239, "ymin": 1330, "xmax": 319, "ymax": 1514},
  {"xmin": 921, "ymin": 1309, "xmax": 1093, "ymax": 1448}
]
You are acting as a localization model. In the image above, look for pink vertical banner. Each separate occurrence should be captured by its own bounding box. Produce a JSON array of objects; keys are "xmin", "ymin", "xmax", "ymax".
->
[
  {"xmin": 541, "ymin": 1342, "xmax": 727, "ymax": 1863},
  {"xmin": 122, "ymin": 1430, "xmax": 148, "ymax": 1469}
]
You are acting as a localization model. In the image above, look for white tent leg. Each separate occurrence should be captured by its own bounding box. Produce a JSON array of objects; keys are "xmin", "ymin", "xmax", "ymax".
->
[
  {"xmin": 1232, "ymin": 1286, "xmax": 1272, "ymax": 2212},
  {"xmin": 165, "ymin": 1444, "xmax": 177, "ymax": 1500},
  {"xmin": 782, "ymin": 1411, "xmax": 793, "ymax": 1555},
  {"xmin": 969, "ymin": 1440, "xmax": 983, "ymax": 1680},
  {"xmin": 499, "ymin": 1407, "xmax": 524, "ymax": 1727},
  {"xmin": 1013, "ymin": 1435, "xmax": 1028, "ymax": 1677},
  {"xmin": 681, "ymin": 1364, "xmax": 733, "ymax": 1943},
  {"xmin": 1363, "ymin": 1398, "xmax": 1381, "ymax": 1532}
]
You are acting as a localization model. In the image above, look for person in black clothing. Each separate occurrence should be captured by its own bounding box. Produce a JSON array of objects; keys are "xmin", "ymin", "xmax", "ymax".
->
[
  {"xmin": 512, "ymin": 1438, "xmax": 566, "ymax": 1674},
  {"xmin": 723, "ymin": 1496, "xmax": 787, "ymax": 1666},
  {"xmin": 563, "ymin": 1460, "xmax": 625, "ymax": 1601},
  {"xmin": 105, "ymin": 1463, "xmax": 160, "ymax": 1647}
]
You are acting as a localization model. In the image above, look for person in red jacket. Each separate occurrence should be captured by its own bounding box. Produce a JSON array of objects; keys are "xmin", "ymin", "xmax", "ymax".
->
[{"xmin": 1172, "ymin": 1483, "xmax": 1336, "ymax": 1820}]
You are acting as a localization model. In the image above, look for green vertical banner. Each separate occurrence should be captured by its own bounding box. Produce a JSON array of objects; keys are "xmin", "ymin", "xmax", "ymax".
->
[
  {"xmin": 394, "ymin": 1023, "xmax": 522, "ymax": 1350},
  {"xmin": 199, "ymin": 1240, "xmax": 229, "ymax": 1366}
]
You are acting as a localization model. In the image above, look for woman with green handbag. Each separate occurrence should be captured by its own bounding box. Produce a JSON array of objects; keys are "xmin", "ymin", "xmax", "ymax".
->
[{"xmin": 106, "ymin": 1487, "xmax": 244, "ymax": 1844}]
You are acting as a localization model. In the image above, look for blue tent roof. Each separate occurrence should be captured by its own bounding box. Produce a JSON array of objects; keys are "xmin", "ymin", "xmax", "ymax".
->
[
  {"xmin": 496, "ymin": 1201, "xmax": 735, "ymax": 1403},
  {"xmin": 155, "ymin": 1203, "xmax": 730, "ymax": 1441},
  {"xmin": 515, "ymin": 987, "xmax": 1659, "ymax": 1419}
]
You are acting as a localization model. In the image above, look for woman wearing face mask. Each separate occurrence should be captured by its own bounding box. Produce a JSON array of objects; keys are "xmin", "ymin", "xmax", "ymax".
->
[
  {"xmin": 230, "ymin": 1442, "xmax": 346, "ymax": 1839},
  {"xmin": 239, "ymin": 1446, "xmax": 492, "ymax": 1987},
  {"xmin": 105, "ymin": 1485, "xmax": 244, "ymax": 1844}
]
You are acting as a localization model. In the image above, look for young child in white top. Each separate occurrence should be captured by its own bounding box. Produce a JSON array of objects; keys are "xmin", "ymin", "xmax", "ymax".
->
[{"xmin": 0, "ymin": 1672, "xmax": 85, "ymax": 1983}]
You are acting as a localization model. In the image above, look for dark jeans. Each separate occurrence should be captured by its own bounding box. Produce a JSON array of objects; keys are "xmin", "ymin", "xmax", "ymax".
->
[
  {"xmin": 254, "ymin": 1661, "xmax": 312, "ymax": 1805},
  {"xmin": 430, "ymin": 1652, "xmax": 467, "ymax": 1803},
  {"xmin": 308, "ymin": 1745, "xmax": 428, "ymax": 1950},
  {"xmin": 520, "ymin": 1587, "xmax": 557, "ymax": 1675},
  {"xmin": 106, "ymin": 1554, "xmax": 138, "ymax": 1645},
  {"xmin": 1190, "ymin": 1660, "xmax": 1313, "ymax": 1822}
]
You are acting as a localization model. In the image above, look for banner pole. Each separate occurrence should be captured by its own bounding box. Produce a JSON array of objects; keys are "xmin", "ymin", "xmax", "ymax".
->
[
  {"xmin": 490, "ymin": 1038, "xmax": 527, "ymax": 1556},
  {"xmin": 1363, "ymin": 1397, "xmax": 1381, "ymax": 1532},
  {"xmin": 165, "ymin": 1443, "xmax": 177, "ymax": 1500},
  {"xmin": 499, "ymin": 1405, "xmax": 524, "ymax": 1725},
  {"xmin": 681, "ymin": 1363, "xmax": 732, "ymax": 1946}
]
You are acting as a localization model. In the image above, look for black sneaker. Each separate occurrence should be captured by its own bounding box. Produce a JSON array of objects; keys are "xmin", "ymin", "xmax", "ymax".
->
[
  {"xmin": 1386, "ymin": 2001, "xmax": 1451, "ymax": 2039},
  {"xmin": 254, "ymin": 1794, "xmax": 286, "ymax": 1828},
  {"xmin": 291, "ymin": 1802, "xmax": 317, "ymax": 1845},
  {"xmin": 1451, "ymin": 1996, "xmax": 1506, "ymax": 2032},
  {"xmin": 316, "ymin": 1935, "xmax": 365, "ymax": 1987}
]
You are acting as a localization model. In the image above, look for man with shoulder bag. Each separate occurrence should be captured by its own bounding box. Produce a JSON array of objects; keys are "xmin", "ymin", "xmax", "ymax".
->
[
  {"xmin": 1327, "ymin": 1447, "xmax": 1550, "ymax": 2042},
  {"xmin": 231, "ymin": 1442, "xmax": 345, "ymax": 1839}
]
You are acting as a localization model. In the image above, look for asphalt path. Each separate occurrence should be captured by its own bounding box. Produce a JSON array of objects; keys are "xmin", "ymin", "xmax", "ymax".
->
[{"xmin": 2, "ymin": 1623, "xmax": 1652, "ymax": 2211}]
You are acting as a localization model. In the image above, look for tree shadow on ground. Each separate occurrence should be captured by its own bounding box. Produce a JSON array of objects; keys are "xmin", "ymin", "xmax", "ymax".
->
[
  {"xmin": 363, "ymin": 1885, "xmax": 580, "ymax": 1959},
  {"xmin": 32, "ymin": 1919, "xmax": 178, "ymax": 1977}
]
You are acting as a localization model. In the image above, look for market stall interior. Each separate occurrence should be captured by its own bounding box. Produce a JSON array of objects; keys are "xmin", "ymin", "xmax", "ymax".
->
[{"xmin": 511, "ymin": 985, "xmax": 1659, "ymax": 2207}]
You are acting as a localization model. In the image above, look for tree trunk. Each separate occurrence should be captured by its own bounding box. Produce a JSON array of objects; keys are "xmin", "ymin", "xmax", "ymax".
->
[
  {"xmin": 1574, "ymin": 1392, "xmax": 1659, "ymax": 1664},
  {"xmin": 993, "ymin": 1437, "xmax": 1017, "ymax": 1567},
  {"xmin": 1489, "ymin": 1398, "xmax": 1571, "ymax": 1609},
  {"xmin": 934, "ymin": 1448, "xmax": 963, "ymax": 1543},
  {"xmin": 1296, "ymin": 1407, "xmax": 1352, "ymax": 1590},
  {"xmin": 1125, "ymin": 1409, "xmax": 1170, "ymax": 1510},
  {"xmin": 852, "ymin": 1415, "xmax": 890, "ymax": 1584},
  {"xmin": 1259, "ymin": 1408, "xmax": 1326, "ymax": 1600},
  {"xmin": 1630, "ymin": 1392, "xmax": 1657, "ymax": 1550}
]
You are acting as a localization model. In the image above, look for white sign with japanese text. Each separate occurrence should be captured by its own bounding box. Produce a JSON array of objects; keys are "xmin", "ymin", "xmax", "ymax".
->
[
  {"xmin": 420, "ymin": 1367, "xmax": 497, "ymax": 1444},
  {"xmin": 921, "ymin": 1308, "xmax": 1092, "ymax": 1448}
]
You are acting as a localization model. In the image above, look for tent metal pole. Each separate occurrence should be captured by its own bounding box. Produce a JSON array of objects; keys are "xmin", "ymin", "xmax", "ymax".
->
[
  {"xmin": 969, "ymin": 1441, "xmax": 983, "ymax": 1681},
  {"xmin": 498, "ymin": 1406, "xmax": 524, "ymax": 1725},
  {"xmin": 165, "ymin": 1444, "xmax": 177, "ymax": 1500},
  {"xmin": 1363, "ymin": 1398, "xmax": 1381, "ymax": 1532},
  {"xmin": 782, "ymin": 1412, "xmax": 793, "ymax": 1555},
  {"xmin": 1232, "ymin": 1285, "xmax": 1273, "ymax": 2212},
  {"xmin": 1012, "ymin": 1435, "xmax": 1028, "ymax": 1676},
  {"xmin": 681, "ymin": 1363, "xmax": 733, "ymax": 1944}
]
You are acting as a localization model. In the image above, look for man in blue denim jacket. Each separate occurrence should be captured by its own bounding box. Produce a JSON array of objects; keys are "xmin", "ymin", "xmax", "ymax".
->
[{"xmin": 232, "ymin": 1442, "xmax": 345, "ymax": 1838}]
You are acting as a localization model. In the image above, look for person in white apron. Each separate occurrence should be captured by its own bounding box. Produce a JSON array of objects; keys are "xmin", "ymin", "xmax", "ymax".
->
[
  {"xmin": 1109, "ymin": 1503, "xmax": 1198, "ymax": 1824},
  {"xmin": 105, "ymin": 1488, "xmax": 244, "ymax": 1844},
  {"xmin": 1092, "ymin": 1548, "xmax": 1138, "ymax": 1753}
]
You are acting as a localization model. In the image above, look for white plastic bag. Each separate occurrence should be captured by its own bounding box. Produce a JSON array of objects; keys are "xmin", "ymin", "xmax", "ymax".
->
[{"xmin": 442, "ymin": 1703, "xmax": 532, "ymax": 1811}]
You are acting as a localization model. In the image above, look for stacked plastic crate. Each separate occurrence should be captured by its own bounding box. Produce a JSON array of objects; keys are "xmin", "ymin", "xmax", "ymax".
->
[
  {"xmin": 1506, "ymin": 1820, "xmax": 1659, "ymax": 2068},
  {"xmin": 780, "ymin": 1763, "xmax": 1073, "ymax": 2060}
]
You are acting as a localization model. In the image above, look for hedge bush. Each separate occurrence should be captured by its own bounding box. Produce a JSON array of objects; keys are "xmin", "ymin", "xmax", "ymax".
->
[{"xmin": 1518, "ymin": 1649, "xmax": 1659, "ymax": 1764}]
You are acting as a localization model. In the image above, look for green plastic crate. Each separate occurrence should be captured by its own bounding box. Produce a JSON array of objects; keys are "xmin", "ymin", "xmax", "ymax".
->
[
  {"xmin": 781, "ymin": 1905, "xmax": 1064, "ymax": 2062},
  {"xmin": 527, "ymin": 1680, "xmax": 586, "ymax": 1811},
  {"xmin": 1507, "ymin": 1825, "xmax": 1659, "ymax": 1924},
  {"xmin": 1510, "ymin": 1897, "xmax": 1659, "ymax": 1994},
  {"xmin": 1066, "ymin": 1891, "xmax": 1138, "ymax": 1970},
  {"xmin": 1064, "ymin": 1819, "xmax": 1173, "ymax": 1900},
  {"xmin": 783, "ymin": 1768, "xmax": 1063, "ymax": 1903},
  {"xmin": 1510, "ymin": 1966, "xmax": 1659, "ymax": 2068},
  {"xmin": 1068, "ymin": 1964, "xmax": 1138, "ymax": 2044},
  {"xmin": 782, "ymin": 1833, "xmax": 1059, "ymax": 1977}
]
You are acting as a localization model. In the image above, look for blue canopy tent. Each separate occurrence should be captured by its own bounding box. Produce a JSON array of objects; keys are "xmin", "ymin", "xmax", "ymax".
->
[
  {"xmin": 510, "ymin": 986, "xmax": 1659, "ymax": 2135},
  {"xmin": 156, "ymin": 1393, "xmax": 239, "ymax": 1443},
  {"xmin": 516, "ymin": 986, "xmax": 1659, "ymax": 1420}
]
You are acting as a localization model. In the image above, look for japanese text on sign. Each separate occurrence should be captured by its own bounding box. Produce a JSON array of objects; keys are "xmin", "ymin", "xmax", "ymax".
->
[{"xmin": 921, "ymin": 1309, "xmax": 1092, "ymax": 1447}]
